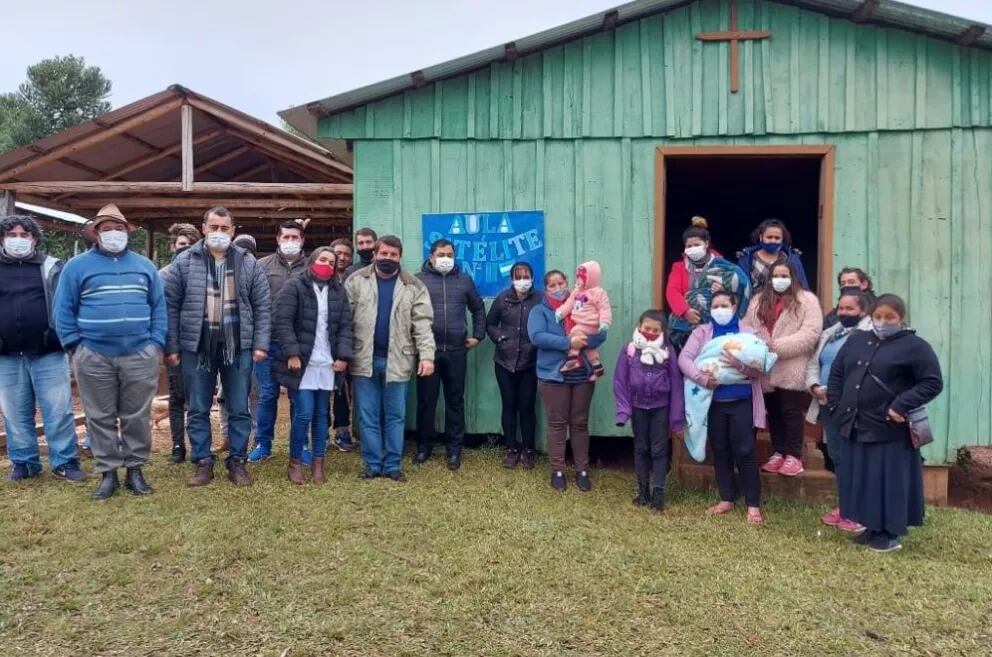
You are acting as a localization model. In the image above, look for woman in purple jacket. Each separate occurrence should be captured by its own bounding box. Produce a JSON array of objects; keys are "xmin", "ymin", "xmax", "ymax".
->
[
  {"xmin": 613, "ymin": 309, "xmax": 685, "ymax": 512},
  {"xmin": 679, "ymin": 291, "xmax": 767, "ymax": 524}
]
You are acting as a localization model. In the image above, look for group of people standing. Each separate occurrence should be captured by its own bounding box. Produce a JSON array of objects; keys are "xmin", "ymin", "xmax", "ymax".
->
[{"xmin": 0, "ymin": 207, "xmax": 943, "ymax": 552}]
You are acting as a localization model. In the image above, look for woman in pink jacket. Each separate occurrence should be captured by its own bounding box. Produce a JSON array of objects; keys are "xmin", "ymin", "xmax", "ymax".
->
[
  {"xmin": 744, "ymin": 262, "xmax": 822, "ymax": 477},
  {"xmin": 679, "ymin": 290, "xmax": 767, "ymax": 524}
]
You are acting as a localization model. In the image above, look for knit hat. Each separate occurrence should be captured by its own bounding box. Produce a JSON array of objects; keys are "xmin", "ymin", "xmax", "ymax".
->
[{"xmin": 82, "ymin": 203, "xmax": 136, "ymax": 242}]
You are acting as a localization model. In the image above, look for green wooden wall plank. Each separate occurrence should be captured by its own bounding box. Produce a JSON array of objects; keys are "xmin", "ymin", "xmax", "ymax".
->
[
  {"xmin": 587, "ymin": 31, "xmax": 616, "ymax": 137},
  {"xmin": 472, "ymin": 70, "xmax": 491, "ymax": 140},
  {"xmin": 562, "ymin": 40, "xmax": 583, "ymax": 138},
  {"xmin": 521, "ymin": 51, "xmax": 544, "ymax": 139},
  {"xmin": 407, "ymin": 85, "xmax": 435, "ymax": 138},
  {"xmin": 440, "ymin": 76, "xmax": 469, "ymax": 139},
  {"xmin": 618, "ymin": 21, "xmax": 644, "ymax": 137}
]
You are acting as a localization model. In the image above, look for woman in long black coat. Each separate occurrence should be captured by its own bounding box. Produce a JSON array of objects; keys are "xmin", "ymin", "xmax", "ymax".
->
[
  {"xmin": 827, "ymin": 293, "xmax": 943, "ymax": 553},
  {"xmin": 274, "ymin": 247, "xmax": 353, "ymax": 485}
]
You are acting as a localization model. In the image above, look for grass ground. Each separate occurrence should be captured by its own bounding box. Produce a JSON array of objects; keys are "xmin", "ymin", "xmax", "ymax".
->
[{"xmin": 1, "ymin": 443, "xmax": 991, "ymax": 657}]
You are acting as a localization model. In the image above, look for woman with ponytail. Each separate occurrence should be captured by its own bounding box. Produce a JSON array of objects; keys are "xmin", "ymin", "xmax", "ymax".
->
[
  {"xmin": 666, "ymin": 216, "xmax": 750, "ymax": 351},
  {"xmin": 274, "ymin": 247, "xmax": 353, "ymax": 485}
]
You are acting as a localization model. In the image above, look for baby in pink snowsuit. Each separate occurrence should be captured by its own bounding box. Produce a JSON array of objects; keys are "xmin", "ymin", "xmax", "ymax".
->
[{"xmin": 555, "ymin": 261, "xmax": 612, "ymax": 379}]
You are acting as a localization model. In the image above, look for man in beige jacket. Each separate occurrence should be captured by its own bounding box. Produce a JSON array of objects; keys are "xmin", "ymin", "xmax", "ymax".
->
[{"xmin": 346, "ymin": 235, "xmax": 435, "ymax": 481}]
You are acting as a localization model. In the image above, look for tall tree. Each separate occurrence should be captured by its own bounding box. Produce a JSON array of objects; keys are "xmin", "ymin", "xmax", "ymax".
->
[{"xmin": 0, "ymin": 55, "xmax": 112, "ymax": 151}]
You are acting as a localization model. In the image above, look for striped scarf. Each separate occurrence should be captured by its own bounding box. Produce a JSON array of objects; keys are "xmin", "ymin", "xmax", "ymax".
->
[{"xmin": 203, "ymin": 256, "xmax": 240, "ymax": 366}]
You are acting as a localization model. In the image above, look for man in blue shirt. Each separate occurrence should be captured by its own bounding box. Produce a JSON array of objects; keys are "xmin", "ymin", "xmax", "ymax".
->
[{"xmin": 54, "ymin": 204, "xmax": 167, "ymax": 501}]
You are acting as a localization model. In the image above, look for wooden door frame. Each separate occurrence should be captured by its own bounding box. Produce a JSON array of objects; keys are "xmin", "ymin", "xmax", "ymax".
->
[{"xmin": 653, "ymin": 145, "xmax": 836, "ymax": 310}]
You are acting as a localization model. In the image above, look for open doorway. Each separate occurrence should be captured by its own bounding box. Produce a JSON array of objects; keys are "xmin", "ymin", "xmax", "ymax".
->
[{"xmin": 654, "ymin": 147, "xmax": 835, "ymax": 306}]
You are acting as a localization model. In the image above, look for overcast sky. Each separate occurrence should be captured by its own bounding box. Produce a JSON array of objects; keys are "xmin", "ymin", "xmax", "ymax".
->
[{"xmin": 2, "ymin": 0, "xmax": 991, "ymax": 124}]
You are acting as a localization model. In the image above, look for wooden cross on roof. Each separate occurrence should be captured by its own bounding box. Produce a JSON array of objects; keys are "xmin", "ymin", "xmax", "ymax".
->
[{"xmin": 696, "ymin": 0, "xmax": 771, "ymax": 94}]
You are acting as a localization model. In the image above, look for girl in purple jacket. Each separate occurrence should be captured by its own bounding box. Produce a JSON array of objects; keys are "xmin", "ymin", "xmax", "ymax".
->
[{"xmin": 613, "ymin": 309, "xmax": 685, "ymax": 511}]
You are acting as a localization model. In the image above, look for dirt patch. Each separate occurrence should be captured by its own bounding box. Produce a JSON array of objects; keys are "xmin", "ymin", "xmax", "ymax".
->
[{"xmin": 948, "ymin": 446, "xmax": 992, "ymax": 514}]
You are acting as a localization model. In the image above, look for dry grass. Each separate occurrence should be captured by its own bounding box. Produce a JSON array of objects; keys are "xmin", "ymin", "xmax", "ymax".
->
[{"xmin": 1, "ymin": 442, "xmax": 990, "ymax": 657}]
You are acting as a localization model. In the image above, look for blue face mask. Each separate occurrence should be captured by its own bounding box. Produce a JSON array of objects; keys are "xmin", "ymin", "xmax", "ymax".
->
[
  {"xmin": 549, "ymin": 288, "xmax": 568, "ymax": 301},
  {"xmin": 873, "ymin": 321, "xmax": 902, "ymax": 339},
  {"xmin": 761, "ymin": 241, "xmax": 783, "ymax": 254}
]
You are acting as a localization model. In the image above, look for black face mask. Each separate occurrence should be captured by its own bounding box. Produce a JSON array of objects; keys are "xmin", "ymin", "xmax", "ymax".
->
[
  {"xmin": 837, "ymin": 314, "xmax": 861, "ymax": 328},
  {"xmin": 358, "ymin": 248, "xmax": 374, "ymax": 264},
  {"xmin": 375, "ymin": 258, "xmax": 399, "ymax": 276}
]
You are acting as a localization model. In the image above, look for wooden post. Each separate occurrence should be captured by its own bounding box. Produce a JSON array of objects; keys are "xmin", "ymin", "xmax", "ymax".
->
[
  {"xmin": 0, "ymin": 190, "xmax": 15, "ymax": 216},
  {"xmin": 181, "ymin": 104, "xmax": 194, "ymax": 192}
]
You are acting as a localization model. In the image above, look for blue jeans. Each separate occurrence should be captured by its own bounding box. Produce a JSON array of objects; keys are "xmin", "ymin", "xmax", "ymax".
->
[
  {"xmin": 354, "ymin": 356, "xmax": 409, "ymax": 474},
  {"xmin": 252, "ymin": 341, "xmax": 292, "ymax": 446},
  {"xmin": 288, "ymin": 388, "xmax": 331, "ymax": 459},
  {"xmin": 823, "ymin": 423, "xmax": 850, "ymax": 517},
  {"xmin": 183, "ymin": 350, "xmax": 253, "ymax": 465},
  {"xmin": 0, "ymin": 352, "xmax": 77, "ymax": 472}
]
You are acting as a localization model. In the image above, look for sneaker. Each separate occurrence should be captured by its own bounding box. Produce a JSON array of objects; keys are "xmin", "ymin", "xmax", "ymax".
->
[
  {"xmin": 169, "ymin": 445, "xmax": 187, "ymax": 464},
  {"xmin": 502, "ymin": 449, "xmax": 520, "ymax": 469},
  {"xmin": 778, "ymin": 456, "xmax": 805, "ymax": 477},
  {"xmin": 837, "ymin": 518, "xmax": 866, "ymax": 534},
  {"xmin": 3, "ymin": 463, "xmax": 38, "ymax": 482},
  {"xmin": 550, "ymin": 471, "xmax": 566, "ymax": 492},
  {"xmin": 247, "ymin": 442, "xmax": 273, "ymax": 463},
  {"xmin": 868, "ymin": 535, "xmax": 903, "ymax": 553},
  {"xmin": 851, "ymin": 530, "xmax": 874, "ymax": 546},
  {"xmin": 521, "ymin": 450, "xmax": 537, "ymax": 470},
  {"xmin": 300, "ymin": 446, "xmax": 313, "ymax": 467},
  {"xmin": 761, "ymin": 453, "xmax": 785, "ymax": 473},
  {"xmin": 386, "ymin": 470, "xmax": 406, "ymax": 482},
  {"xmin": 52, "ymin": 460, "xmax": 88, "ymax": 483},
  {"xmin": 335, "ymin": 428, "xmax": 355, "ymax": 453},
  {"xmin": 575, "ymin": 470, "xmax": 591, "ymax": 492},
  {"xmin": 820, "ymin": 507, "xmax": 841, "ymax": 527}
]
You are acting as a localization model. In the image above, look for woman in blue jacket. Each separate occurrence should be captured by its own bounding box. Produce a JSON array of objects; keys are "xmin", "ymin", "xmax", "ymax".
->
[
  {"xmin": 528, "ymin": 269, "xmax": 608, "ymax": 493},
  {"xmin": 737, "ymin": 218, "xmax": 810, "ymax": 294}
]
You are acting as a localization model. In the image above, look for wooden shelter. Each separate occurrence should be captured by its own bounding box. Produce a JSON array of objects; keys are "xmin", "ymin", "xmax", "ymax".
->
[{"xmin": 0, "ymin": 85, "xmax": 353, "ymax": 253}]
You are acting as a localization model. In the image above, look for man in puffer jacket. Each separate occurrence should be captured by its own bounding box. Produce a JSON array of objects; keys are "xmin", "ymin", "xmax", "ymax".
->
[
  {"xmin": 164, "ymin": 207, "xmax": 271, "ymax": 489},
  {"xmin": 414, "ymin": 238, "xmax": 486, "ymax": 471}
]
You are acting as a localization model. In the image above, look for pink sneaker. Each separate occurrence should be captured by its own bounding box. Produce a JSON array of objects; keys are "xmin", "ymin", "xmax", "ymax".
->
[
  {"xmin": 761, "ymin": 453, "xmax": 785, "ymax": 473},
  {"xmin": 820, "ymin": 507, "xmax": 841, "ymax": 526},
  {"xmin": 836, "ymin": 518, "xmax": 866, "ymax": 534},
  {"xmin": 778, "ymin": 456, "xmax": 804, "ymax": 477}
]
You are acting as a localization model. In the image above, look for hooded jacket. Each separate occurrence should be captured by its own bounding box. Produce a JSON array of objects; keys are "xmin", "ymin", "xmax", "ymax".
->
[
  {"xmin": 555, "ymin": 260, "xmax": 612, "ymax": 331},
  {"xmin": 0, "ymin": 248, "xmax": 63, "ymax": 355},
  {"xmin": 415, "ymin": 259, "xmax": 486, "ymax": 352},
  {"xmin": 736, "ymin": 244, "xmax": 810, "ymax": 292}
]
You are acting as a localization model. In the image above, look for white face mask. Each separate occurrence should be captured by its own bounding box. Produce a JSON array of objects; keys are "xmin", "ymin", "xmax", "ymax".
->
[
  {"xmin": 513, "ymin": 278, "xmax": 533, "ymax": 293},
  {"xmin": 771, "ymin": 277, "xmax": 792, "ymax": 293},
  {"xmin": 206, "ymin": 232, "xmax": 232, "ymax": 251},
  {"xmin": 3, "ymin": 236, "xmax": 34, "ymax": 258},
  {"xmin": 684, "ymin": 245, "xmax": 707, "ymax": 261},
  {"xmin": 710, "ymin": 307, "xmax": 735, "ymax": 326},
  {"xmin": 434, "ymin": 256, "xmax": 455, "ymax": 274},
  {"xmin": 99, "ymin": 230, "xmax": 129, "ymax": 254},
  {"xmin": 279, "ymin": 242, "xmax": 302, "ymax": 257}
]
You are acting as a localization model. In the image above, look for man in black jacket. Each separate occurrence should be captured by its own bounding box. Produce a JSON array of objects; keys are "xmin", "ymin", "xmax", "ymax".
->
[
  {"xmin": 343, "ymin": 227, "xmax": 377, "ymax": 280},
  {"xmin": 0, "ymin": 215, "xmax": 85, "ymax": 483},
  {"xmin": 414, "ymin": 238, "xmax": 486, "ymax": 470}
]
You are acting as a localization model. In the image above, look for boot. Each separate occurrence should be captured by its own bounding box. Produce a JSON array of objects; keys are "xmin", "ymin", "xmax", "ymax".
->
[
  {"xmin": 287, "ymin": 458, "xmax": 305, "ymax": 485},
  {"xmin": 91, "ymin": 470, "xmax": 119, "ymax": 501},
  {"xmin": 169, "ymin": 444, "xmax": 187, "ymax": 464},
  {"xmin": 124, "ymin": 467, "xmax": 153, "ymax": 496},
  {"xmin": 227, "ymin": 459, "xmax": 254, "ymax": 486},
  {"xmin": 188, "ymin": 462, "xmax": 214, "ymax": 487},
  {"xmin": 632, "ymin": 481, "xmax": 650, "ymax": 506},
  {"xmin": 650, "ymin": 486, "xmax": 665, "ymax": 512},
  {"xmin": 311, "ymin": 457, "xmax": 327, "ymax": 485}
]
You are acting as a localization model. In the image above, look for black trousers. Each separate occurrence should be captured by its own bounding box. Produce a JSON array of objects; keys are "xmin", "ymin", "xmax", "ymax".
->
[
  {"xmin": 494, "ymin": 363, "xmax": 537, "ymax": 451},
  {"xmin": 332, "ymin": 375, "xmax": 351, "ymax": 431},
  {"xmin": 709, "ymin": 398, "xmax": 761, "ymax": 508},
  {"xmin": 416, "ymin": 349, "xmax": 468, "ymax": 453},
  {"xmin": 632, "ymin": 406, "xmax": 670, "ymax": 489},
  {"xmin": 167, "ymin": 364, "xmax": 186, "ymax": 448},
  {"xmin": 763, "ymin": 388, "xmax": 810, "ymax": 458}
]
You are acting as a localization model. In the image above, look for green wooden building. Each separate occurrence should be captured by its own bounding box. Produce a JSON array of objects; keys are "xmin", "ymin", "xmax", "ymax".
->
[{"xmin": 283, "ymin": 0, "xmax": 992, "ymax": 470}]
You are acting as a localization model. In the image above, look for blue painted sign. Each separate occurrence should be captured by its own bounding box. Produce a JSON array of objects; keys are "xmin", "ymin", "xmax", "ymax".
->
[{"xmin": 421, "ymin": 210, "xmax": 545, "ymax": 298}]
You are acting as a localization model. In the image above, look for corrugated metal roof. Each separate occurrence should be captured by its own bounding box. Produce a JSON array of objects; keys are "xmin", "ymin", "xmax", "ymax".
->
[{"xmin": 281, "ymin": 0, "xmax": 992, "ymax": 124}]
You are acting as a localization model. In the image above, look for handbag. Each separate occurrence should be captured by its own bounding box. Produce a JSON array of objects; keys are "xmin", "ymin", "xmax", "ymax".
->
[{"xmin": 867, "ymin": 370, "xmax": 934, "ymax": 449}]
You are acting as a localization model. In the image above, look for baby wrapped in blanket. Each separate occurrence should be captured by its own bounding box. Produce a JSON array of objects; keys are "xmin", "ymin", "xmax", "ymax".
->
[{"xmin": 683, "ymin": 333, "xmax": 778, "ymax": 462}]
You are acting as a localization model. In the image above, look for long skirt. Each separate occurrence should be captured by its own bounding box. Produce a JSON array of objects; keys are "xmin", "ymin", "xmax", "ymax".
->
[{"xmin": 841, "ymin": 432, "xmax": 925, "ymax": 537}]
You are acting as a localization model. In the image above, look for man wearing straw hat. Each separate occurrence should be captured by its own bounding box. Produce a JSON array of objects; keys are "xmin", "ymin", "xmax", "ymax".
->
[{"xmin": 54, "ymin": 203, "xmax": 167, "ymax": 501}]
